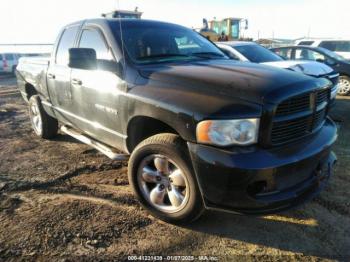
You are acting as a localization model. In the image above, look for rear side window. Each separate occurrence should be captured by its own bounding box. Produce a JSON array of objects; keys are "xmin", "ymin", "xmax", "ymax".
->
[
  {"xmin": 79, "ymin": 29, "xmax": 113, "ymax": 60},
  {"xmin": 0, "ymin": 54, "xmax": 3, "ymax": 60},
  {"xmin": 273, "ymin": 48, "xmax": 292, "ymax": 59},
  {"xmin": 298, "ymin": 41, "xmax": 314, "ymax": 46},
  {"xmin": 56, "ymin": 26, "xmax": 79, "ymax": 65}
]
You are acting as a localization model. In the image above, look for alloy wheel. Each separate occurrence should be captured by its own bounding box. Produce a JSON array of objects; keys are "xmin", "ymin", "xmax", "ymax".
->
[
  {"xmin": 30, "ymin": 101, "xmax": 42, "ymax": 135},
  {"xmin": 338, "ymin": 78, "xmax": 350, "ymax": 95},
  {"xmin": 137, "ymin": 154, "xmax": 189, "ymax": 213}
]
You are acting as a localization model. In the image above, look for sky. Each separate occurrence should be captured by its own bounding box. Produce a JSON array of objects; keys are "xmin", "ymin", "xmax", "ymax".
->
[{"xmin": 1, "ymin": 0, "xmax": 350, "ymax": 44}]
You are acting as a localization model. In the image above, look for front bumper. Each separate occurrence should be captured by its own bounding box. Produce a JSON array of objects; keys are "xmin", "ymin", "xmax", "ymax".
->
[{"xmin": 188, "ymin": 117, "xmax": 337, "ymax": 215}]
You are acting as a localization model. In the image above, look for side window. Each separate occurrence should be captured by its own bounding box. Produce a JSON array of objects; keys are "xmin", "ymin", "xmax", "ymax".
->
[
  {"xmin": 274, "ymin": 48, "xmax": 292, "ymax": 59},
  {"xmin": 79, "ymin": 29, "xmax": 113, "ymax": 60},
  {"xmin": 319, "ymin": 41, "xmax": 337, "ymax": 51},
  {"xmin": 56, "ymin": 26, "xmax": 79, "ymax": 65},
  {"xmin": 298, "ymin": 41, "xmax": 314, "ymax": 46},
  {"xmin": 295, "ymin": 49, "xmax": 326, "ymax": 61}
]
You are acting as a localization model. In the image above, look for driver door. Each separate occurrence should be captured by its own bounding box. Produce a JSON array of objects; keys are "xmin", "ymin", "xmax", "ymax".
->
[{"xmin": 69, "ymin": 27, "xmax": 125, "ymax": 148}]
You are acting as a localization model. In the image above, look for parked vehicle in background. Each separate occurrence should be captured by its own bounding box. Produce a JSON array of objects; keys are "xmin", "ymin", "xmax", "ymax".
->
[
  {"xmin": 271, "ymin": 45, "xmax": 350, "ymax": 95},
  {"xmin": 295, "ymin": 39, "xmax": 350, "ymax": 60},
  {"xmin": 0, "ymin": 53, "xmax": 20, "ymax": 74},
  {"xmin": 217, "ymin": 41, "xmax": 339, "ymax": 100},
  {"xmin": 16, "ymin": 18, "xmax": 337, "ymax": 224}
]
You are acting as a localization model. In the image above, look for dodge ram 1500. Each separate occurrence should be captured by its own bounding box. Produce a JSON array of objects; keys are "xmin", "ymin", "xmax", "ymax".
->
[{"xmin": 16, "ymin": 18, "xmax": 337, "ymax": 224}]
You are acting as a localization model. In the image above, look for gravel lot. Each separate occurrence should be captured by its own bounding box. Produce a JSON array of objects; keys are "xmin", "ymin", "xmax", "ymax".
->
[{"xmin": 0, "ymin": 77, "xmax": 349, "ymax": 261}]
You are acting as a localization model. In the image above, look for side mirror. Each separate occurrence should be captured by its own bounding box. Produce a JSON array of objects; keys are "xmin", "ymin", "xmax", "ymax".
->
[
  {"xmin": 68, "ymin": 48, "xmax": 97, "ymax": 70},
  {"xmin": 316, "ymin": 58, "xmax": 326, "ymax": 63},
  {"xmin": 326, "ymin": 58, "xmax": 337, "ymax": 66},
  {"xmin": 97, "ymin": 60, "xmax": 123, "ymax": 77}
]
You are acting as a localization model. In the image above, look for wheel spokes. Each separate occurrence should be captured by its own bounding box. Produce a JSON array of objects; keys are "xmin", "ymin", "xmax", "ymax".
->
[
  {"xmin": 142, "ymin": 166, "xmax": 159, "ymax": 183},
  {"xmin": 154, "ymin": 157, "xmax": 169, "ymax": 174},
  {"xmin": 168, "ymin": 186, "xmax": 184, "ymax": 207},
  {"xmin": 150, "ymin": 184, "xmax": 166, "ymax": 205},
  {"xmin": 169, "ymin": 169, "xmax": 185, "ymax": 187}
]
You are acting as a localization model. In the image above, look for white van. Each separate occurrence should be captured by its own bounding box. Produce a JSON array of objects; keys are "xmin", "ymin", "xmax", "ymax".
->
[{"xmin": 296, "ymin": 39, "xmax": 350, "ymax": 60}]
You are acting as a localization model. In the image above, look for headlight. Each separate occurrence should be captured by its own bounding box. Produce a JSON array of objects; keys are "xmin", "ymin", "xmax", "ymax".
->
[
  {"xmin": 331, "ymin": 84, "xmax": 338, "ymax": 99},
  {"xmin": 196, "ymin": 118, "xmax": 260, "ymax": 146}
]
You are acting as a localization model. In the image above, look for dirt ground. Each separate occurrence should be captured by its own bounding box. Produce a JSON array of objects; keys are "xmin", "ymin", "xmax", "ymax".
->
[{"xmin": 0, "ymin": 76, "xmax": 349, "ymax": 261}]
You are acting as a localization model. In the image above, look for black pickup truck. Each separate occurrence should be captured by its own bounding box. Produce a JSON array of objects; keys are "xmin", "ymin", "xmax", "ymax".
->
[{"xmin": 16, "ymin": 18, "xmax": 337, "ymax": 224}]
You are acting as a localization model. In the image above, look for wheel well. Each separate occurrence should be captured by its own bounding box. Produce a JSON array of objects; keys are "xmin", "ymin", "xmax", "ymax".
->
[
  {"xmin": 127, "ymin": 116, "xmax": 179, "ymax": 152},
  {"xmin": 25, "ymin": 83, "xmax": 37, "ymax": 99}
]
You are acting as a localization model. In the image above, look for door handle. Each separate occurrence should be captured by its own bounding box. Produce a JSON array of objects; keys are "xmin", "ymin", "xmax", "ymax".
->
[
  {"xmin": 72, "ymin": 78, "xmax": 82, "ymax": 85},
  {"xmin": 47, "ymin": 73, "xmax": 55, "ymax": 79}
]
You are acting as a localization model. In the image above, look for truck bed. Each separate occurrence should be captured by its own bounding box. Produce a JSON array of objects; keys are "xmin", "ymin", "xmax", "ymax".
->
[{"xmin": 16, "ymin": 56, "xmax": 50, "ymax": 102}]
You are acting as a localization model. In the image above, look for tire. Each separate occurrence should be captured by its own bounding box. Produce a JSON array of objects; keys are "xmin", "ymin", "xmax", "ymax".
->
[
  {"xmin": 338, "ymin": 75, "xmax": 350, "ymax": 96},
  {"xmin": 28, "ymin": 95, "xmax": 58, "ymax": 139},
  {"xmin": 128, "ymin": 133, "xmax": 204, "ymax": 224}
]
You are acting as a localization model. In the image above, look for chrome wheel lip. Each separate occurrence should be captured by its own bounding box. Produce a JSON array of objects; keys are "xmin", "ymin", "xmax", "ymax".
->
[
  {"xmin": 29, "ymin": 101, "xmax": 42, "ymax": 135},
  {"xmin": 338, "ymin": 78, "xmax": 350, "ymax": 95},
  {"xmin": 137, "ymin": 154, "xmax": 190, "ymax": 214}
]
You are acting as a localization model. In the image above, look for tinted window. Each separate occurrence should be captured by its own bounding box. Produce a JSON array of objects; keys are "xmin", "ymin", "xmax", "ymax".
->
[
  {"xmin": 56, "ymin": 26, "xmax": 79, "ymax": 65},
  {"xmin": 319, "ymin": 41, "xmax": 350, "ymax": 52},
  {"xmin": 273, "ymin": 48, "xmax": 292, "ymax": 59},
  {"xmin": 295, "ymin": 48, "xmax": 326, "ymax": 61},
  {"xmin": 298, "ymin": 41, "xmax": 314, "ymax": 46},
  {"xmin": 79, "ymin": 29, "xmax": 113, "ymax": 60},
  {"xmin": 234, "ymin": 44, "xmax": 283, "ymax": 63},
  {"xmin": 0, "ymin": 54, "xmax": 3, "ymax": 60},
  {"xmin": 109, "ymin": 21, "xmax": 226, "ymax": 64}
]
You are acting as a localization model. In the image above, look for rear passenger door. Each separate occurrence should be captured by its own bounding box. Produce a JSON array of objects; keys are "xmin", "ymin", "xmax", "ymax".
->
[
  {"xmin": 47, "ymin": 25, "xmax": 80, "ymax": 125},
  {"xmin": 70, "ymin": 26, "xmax": 125, "ymax": 148}
]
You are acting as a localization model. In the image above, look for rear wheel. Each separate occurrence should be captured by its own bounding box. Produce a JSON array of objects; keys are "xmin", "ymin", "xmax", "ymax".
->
[
  {"xmin": 338, "ymin": 75, "xmax": 350, "ymax": 96},
  {"xmin": 28, "ymin": 95, "xmax": 58, "ymax": 139},
  {"xmin": 128, "ymin": 133, "xmax": 204, "ymax": 224}
]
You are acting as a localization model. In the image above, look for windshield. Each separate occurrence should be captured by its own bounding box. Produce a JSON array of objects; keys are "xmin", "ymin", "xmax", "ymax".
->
[
  {"xmin": 318, "ymin": 47, "xmax": 348, "ymax": 61},
  {"xmin": 234, "ymin": 44, "xmax": 283, "ymax": 63},
  {"xmin": 109, "ymin": 20, "xmax": 226, "ymax": 64}
]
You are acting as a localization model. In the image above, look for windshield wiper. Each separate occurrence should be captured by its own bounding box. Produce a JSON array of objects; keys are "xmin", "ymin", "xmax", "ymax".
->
[
  {"xmin": 191, "ymin": 52, "xmax": 225, "ymax": 58},
  {"xmin": 137, "ymin": 54, "xmax": 190, "ymax": 60}
]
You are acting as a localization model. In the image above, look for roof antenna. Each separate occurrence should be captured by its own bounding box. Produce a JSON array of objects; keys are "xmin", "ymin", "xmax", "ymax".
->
[{"xmin": 116, "ymin": 0, "xmax": 126, "ymax": 72}]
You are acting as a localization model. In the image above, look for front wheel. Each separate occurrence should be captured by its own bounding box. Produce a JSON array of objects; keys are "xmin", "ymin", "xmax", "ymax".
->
[
  {"xmin": 338, "ymin": 76, "xmax": 350, "ymax": 96},
  {"xmin": 128, "ymin": 133, "xmax": 204, "ymax": 224}
]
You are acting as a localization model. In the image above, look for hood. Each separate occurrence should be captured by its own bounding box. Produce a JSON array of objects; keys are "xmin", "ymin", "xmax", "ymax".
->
[
  {"xmin": 261, "ymin": 60, "xmax": 333, "ymax": 77},
  {"xmin": 138, "ymin": 59, "xmax": 330, "ymax": 105}
]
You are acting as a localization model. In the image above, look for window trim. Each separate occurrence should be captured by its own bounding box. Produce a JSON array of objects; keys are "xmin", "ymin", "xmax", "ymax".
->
[
  {"xmin": 77, "ymin": 25, "xmax": 116, "ymax": 62},
  {"xmin": 55, "ymin": 24, "xmax": 80, "ymax": 65}
]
